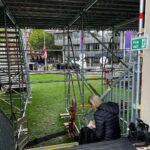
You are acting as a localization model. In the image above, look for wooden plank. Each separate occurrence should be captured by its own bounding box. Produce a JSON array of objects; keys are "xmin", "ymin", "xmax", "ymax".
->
[{"xmin": 60, "ymin": 112, "xmax": 70, "ymax": 118}]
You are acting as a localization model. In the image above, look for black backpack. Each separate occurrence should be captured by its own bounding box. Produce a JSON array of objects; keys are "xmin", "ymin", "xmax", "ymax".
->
[{"xmin": 128, "ymin": 119, "xmax": 150, "ymax": 146}]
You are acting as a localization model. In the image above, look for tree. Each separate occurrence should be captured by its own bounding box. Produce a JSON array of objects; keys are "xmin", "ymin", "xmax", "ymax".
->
[{"xmin": 29, "ymin": 29, "xmax": 55, "ymax": 50}]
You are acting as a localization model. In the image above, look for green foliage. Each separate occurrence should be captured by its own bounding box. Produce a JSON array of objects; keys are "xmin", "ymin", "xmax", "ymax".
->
[{"xmin": 29, "ymin": 30, "xmax": 55, "ymax": 50}]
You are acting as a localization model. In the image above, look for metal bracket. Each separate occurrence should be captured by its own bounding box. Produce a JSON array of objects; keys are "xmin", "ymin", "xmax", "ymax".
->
[{"xmin": 1, "ymin": 0, "xmax": 16, "ymax": 25}]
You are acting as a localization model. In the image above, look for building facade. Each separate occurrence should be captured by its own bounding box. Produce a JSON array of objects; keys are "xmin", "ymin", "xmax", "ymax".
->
[{"xmin": 54, "ymin": 30, "xmax": 121, "ymax": 67}]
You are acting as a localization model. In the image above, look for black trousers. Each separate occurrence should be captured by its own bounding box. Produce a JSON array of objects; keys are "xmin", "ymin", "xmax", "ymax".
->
[{"xmin": 79, "ymin": 127, "xmax": 99, "ymax": 145}]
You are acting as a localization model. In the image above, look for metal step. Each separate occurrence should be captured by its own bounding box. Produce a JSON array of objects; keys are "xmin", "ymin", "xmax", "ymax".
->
[
  {"xmin": 0, "ymin": 53, "xmax": 23, "ymax": 55},
  {"xmin": 0, "ymin": 41, "xmax": 19, "ymax": 44},
  {"xmin": 0, "ymin": 66, "xmax": 25, "ymax": 68},
  {"xmin": 0, "ymin": 45, "xmax": 19, "ymax": 50},
  {"xmin": 0, "ymin": 60, "xmax": 24, "ymax": 63},
  {"xmin": 0, "ymin": 70, "xmax": 24, "ymax": 73},
  {"xmin": 0, "ymin": 67, "xmax": 25, "ymax": 70},
  {"xmin": 1, "ymin": 79, "xmax": 26, "ymax": 83},
  {"xmin": 0, "ymin": 45, "xmax": 19, "ymax": 48},
  {"xmin": 0, "ymin": 47, "xmax": 20, "ymax": 50},
  {"xmin": 0, "ymin": 54, "xmax": 23, "ymax": 58},
  {"xmin": 0, "ymin": 74, "xmax": 23, "ymax": 77},
  {"xmin": 0, "ymin": 64, "xmax": 25, "ymax": 67},
  {"xmin": 0, "ymin": 48, "xmax": 23, "ymax": 53},
  {"xmin": 0, "ymin": 50, "xmax": 24, "ymax": 52},
  {"xmin": 0, "ymin": 36, "xmax": 18, "ymax": 39},
  {"xmin": 0, "ymin": 58, "xmax": 7, "ymax": 60},
  {"xmin": 4, "ymin": 84, "xmax": 26, "ymax": 87},
  {"xmin": 0, "ymin": 31, "xmax": 19, "ymax": 34},
  {"xmin": 0, "ymin": 70, "xmax": 25, "ymax": 73},
  {"xmin": 0, "ymin": 51, "xmax": 20, "ymax": 54}
]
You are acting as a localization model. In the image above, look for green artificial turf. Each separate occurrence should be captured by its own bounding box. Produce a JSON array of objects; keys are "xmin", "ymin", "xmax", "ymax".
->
[
  {"xmin": 27, "ymin": 73, "xmax": 102, "ymax": 147},
  {"xmin": 0, "ymin": 72, "xmax": 132, "ymax": 147},
  {"xmin": 0, "ymin": 72, "xmax": 130, "ymax": 147}
]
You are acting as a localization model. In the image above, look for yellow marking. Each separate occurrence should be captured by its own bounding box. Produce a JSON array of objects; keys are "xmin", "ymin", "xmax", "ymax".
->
[
  {"xmin": 46, "ymin": 143, "xmax": 78, "ymax": 150},
  {"xmin": 26, "ymin": 142, "xmax": 78, "ymax": 150},
  {"xmin": 46, "ymin": 145, "xmax": 74, "ymax": 150}
]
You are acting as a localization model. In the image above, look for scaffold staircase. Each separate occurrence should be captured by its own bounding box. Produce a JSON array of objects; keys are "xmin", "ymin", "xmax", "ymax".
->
[
  {"xmin": 0, "ymin": 29, "xmax": 25, "ymax": 91},
  {"xmin": 0, "ymin": 28, "xmax": 29, "ymax": 150}
]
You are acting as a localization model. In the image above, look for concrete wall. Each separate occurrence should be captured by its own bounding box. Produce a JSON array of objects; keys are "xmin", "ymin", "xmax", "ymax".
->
[{"xmin": 141, "ymin": 0, "xmax": 150, "ymax": 125}]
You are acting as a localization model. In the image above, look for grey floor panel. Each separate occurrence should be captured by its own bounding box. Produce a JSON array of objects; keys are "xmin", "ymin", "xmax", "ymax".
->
[{"xmin": 62, "ymin": 138, "xmax": 135, "ymax": 150}]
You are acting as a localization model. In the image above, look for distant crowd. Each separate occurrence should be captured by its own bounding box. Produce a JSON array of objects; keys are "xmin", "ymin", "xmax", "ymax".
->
[{"xmin": 31, "ymin": 55, "xmax": 45, "ymax": 65}]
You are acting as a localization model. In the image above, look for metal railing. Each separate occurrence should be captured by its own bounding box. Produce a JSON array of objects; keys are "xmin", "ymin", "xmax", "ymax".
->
[{"xmin": 101, "ymin": 63, "xmax": 138, "ymax": 135}]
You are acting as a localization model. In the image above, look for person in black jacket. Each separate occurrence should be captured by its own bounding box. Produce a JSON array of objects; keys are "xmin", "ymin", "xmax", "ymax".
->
[{"xmin": 79, "ymin": 95, "xmax": 121, "ymax": 144}]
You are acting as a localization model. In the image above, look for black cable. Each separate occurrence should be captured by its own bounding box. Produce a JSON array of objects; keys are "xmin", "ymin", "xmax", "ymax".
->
[{"xmin": 25, "ymin": 131, "xmax": 67, "ymax": 148}]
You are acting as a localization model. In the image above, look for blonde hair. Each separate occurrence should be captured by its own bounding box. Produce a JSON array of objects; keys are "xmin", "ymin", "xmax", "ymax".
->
[{"xmin": 88, "ymin": 95, "xmax": 102, "ymax": 108}]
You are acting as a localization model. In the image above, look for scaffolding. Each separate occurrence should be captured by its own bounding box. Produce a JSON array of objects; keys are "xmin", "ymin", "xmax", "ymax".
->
[
  {"xmin": 62, "ymin": 29, "xmax": 141, "ymax": 136},
  {"xmin": 61, "ymin": 1, "xmax": 144, "ymax": 137},
  {"xmin": 0, "ymin": 5, "xmax": 30, "ymax": 150},
  {"xmin": 0, "ymin": 0, "xmax": 144, "ymax": 149}
]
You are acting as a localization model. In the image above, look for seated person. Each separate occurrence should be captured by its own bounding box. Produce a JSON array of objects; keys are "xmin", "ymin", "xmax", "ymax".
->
[{"xmin": 79, "ymin": 95, "xmax": 121, "ymax": 144}]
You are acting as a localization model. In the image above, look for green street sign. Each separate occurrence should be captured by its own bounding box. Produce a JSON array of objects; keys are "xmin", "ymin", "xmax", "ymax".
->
[{"xmin": 131, "ymin": 36, "xmax": 148, "ymax": 51}]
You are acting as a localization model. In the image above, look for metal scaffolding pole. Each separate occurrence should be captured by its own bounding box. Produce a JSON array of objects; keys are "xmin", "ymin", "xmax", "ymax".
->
[
  {"xmin": 63, "ymin": 29, "xmax": 67, "ymax": 110},
  {"xmin": 15, "ymin": 26, "xmax": 22, "ymax": 113},
  {"xmin": 67, "ymin": 28, "xmax": 71, "ymax": 110},
  {"xmin": 108, "ymin": 17, "xmax": 138, "ymax": 31},
  {"xmin": 4, "ymin": 8, "xmax": 13, "ymax": 119},
  {"xmin": 88, "ymin": 31, "xmax": 128, "ymax": 68},
  {"xmin": 0, "ymin": 0, "xmax": 16, "ymax": 25},
  {"xmin": 135, "ymin": 0, "xmax": 144, "ymax": 120},
  {"xmin": 63, "ymin": 29, "xmax": 65, "ymax": 64},
  {"xmin": 68, "ymin": 0, "xmax": 98, "ymax": 27},
  {"xmin": 80, "ymin": 17, "xmax": 85, "ymax": 111}
]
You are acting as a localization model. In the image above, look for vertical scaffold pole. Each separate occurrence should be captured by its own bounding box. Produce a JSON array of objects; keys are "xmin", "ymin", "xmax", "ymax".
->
[
  {"xmin": 101, "ymin": 30, "xmax": 104, "ymax": 94},
  {"xmin": 63, "ymin": 29, "xmax": 65, "ymax": 64},
  {"xmin": 67, "ymin": 27, "xmax": 71, "ymax": 110},
  {"xmin": 15, "ymin": 26, "xmax": 22, "ymax": 113},
  {"xmin": 80, "ymin": 15, "xmax": 84, "ymax": 112},
  {"xmin": 4, "ymin": 8, "xmax": 13, "ymax": 119},
  {"xmin": 63, "ymin": 29, "xmax": 67, "ymax": 111},
  {"xmin": 135, "ymin": 0, "xmax": 144, "ymax": 120}
]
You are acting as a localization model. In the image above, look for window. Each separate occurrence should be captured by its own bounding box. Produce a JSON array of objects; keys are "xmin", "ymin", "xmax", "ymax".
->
[
  {"xmin": 58, "ymin": 34, "xmax": 62, "ymax": 40},
  {"xmin": 93, "ymin": 43, "xmax": 99, "ymax": 50},
  {"xmin": 73, "ymin": 32, "xmax": 79, "ymax": 39},
  {"xmin": 54, "ymin": 35, "xmax": 58, "ymax": 40},
  {"xmin": 85, "ymin": 33, "xmax": 90, "ymax": 38},
  {"xmin": 86, "ymin": 44, "xmax": 90, "ymax": 51}
]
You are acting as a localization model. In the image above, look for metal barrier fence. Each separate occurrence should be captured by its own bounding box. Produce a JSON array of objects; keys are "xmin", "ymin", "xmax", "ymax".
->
[{"xmin": 102, "ymin": 63, "xmax": 138, "ymax": 136}]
